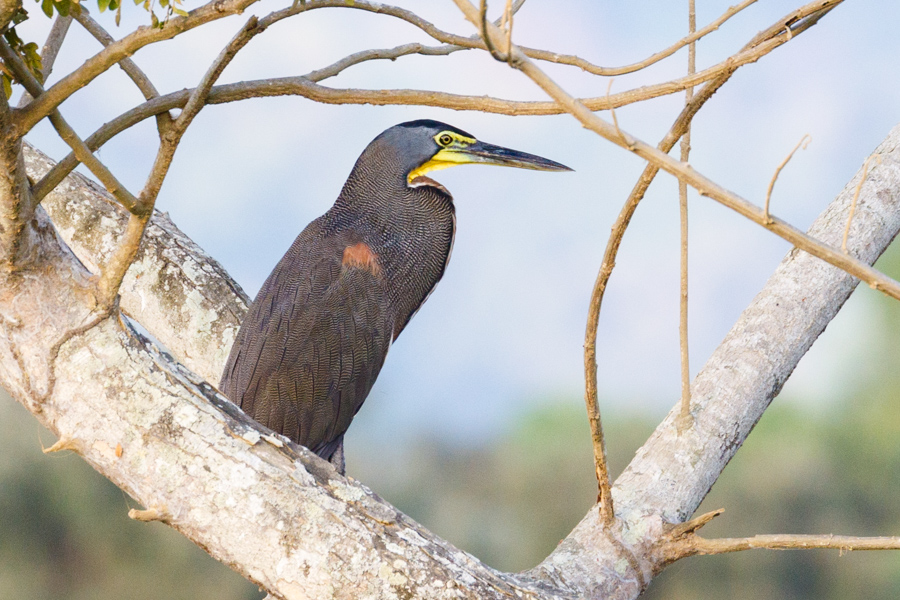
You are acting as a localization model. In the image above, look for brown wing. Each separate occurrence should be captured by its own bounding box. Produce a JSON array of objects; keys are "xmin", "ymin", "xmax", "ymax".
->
[{"xmin": 220, "ymin": 219, "xmax": 393, "ymax": 459}]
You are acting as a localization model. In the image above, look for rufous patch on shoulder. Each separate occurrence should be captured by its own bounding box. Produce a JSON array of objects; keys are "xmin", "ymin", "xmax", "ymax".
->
[{"xmin": 342, "ymin": 242, "xmax": 381, "ymax": 276}]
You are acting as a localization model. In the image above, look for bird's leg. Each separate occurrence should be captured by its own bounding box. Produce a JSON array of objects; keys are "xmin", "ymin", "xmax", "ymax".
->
[{"xmin": 329, "ymin": 437, "xmax": 346, "ymax": 475}]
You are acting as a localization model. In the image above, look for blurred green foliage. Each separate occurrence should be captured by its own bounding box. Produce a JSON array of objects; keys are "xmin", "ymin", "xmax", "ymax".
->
[
  {"xmin": 3, "ymin": 243, "xmax": 900, "ymax": 598},
  {"xmin": 5, "ymin": 388, "xmax": 900, "ymax": 599}
]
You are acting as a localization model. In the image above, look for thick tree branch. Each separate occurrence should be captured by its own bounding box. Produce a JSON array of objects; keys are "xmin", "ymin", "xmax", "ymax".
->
[
  {"xmin": 13, "ymin": 118, "xmax": 900, "ymax": 600},
  {"xmin": 24, "ymin": 145, "xmax": 249, "ymax": 385}
]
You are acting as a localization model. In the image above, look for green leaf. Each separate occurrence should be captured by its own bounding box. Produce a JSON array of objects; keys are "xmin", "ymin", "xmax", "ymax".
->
[
  {"xmin": 55, "ymin": 0, "xmax": 70, "ymax": 17},
  {"xmin": 97, "ymin": 0, "xmax": 110, "ymax": 12},
  {"xmin": 1, "ymin": 75, "xmax": 11, "ymax": 100},
  {"xmin": 159, "ymin": 0, "xmax": 167, "ymax": 7},
  {"xmin": 4, "ymin": 28, "xmax": 23, "ymax": 47},
  {"xmin": 22, "ymin": 42, "xmax": 44, "ymax": 83},
  {"xmin": 115, "ymin": 2, "xmax": 121, "ymax": 25},
  {"xmin": 12, "ymin": 7, "xmax": 29, "ymax": 25},
  {"xmin": 41, "ymin": 0, "xmax": 54, "ymax": 18},
  {"xmin": 172, "ymin": 6, "xmax": 187, "ymax": 16}
]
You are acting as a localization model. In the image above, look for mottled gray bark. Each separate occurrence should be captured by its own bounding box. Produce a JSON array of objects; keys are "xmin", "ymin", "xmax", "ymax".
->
[
  {"xmin": 24, "ymin": 145, "xmax": 250, "ymax": 385},
  {"xmin": 0, "ymin": 124, "xmax": 898, "ymax": 599}
]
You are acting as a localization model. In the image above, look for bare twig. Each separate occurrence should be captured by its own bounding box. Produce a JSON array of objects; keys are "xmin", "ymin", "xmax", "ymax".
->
[
  {"xmin": 31, "ymin": 22, "xmax": 806, "ymax": 205},
  {"xmin": 10, "ymin": 0, "xmax": 788, "ymax": 140},
  {"xmin": 662, "ymin": 533, "xmax": 900, "ymax": 564},
  {"xmin": 455, "ymin": 0, "xmax": 842, "ymax": 522},
  {"xmin": 479, "ymin": 0, "xmax": 508, "ymax": 62},
  {"xmin": 585, "ymin": 72, "xmax": 736, "ymax": 526},
  {"xmin": 305, "ymin": 42, "xmax": 468, "ymax": 82},
  {"xmin": 607, "ymin": 79, "xmax": 632, "ymax": 150},
  {"xmin": 345, "ymin": 0, "xmax": 757, "ymax": 77},
  {"xmin": 692, "ymin": 534, "xmax": 900, "ymax": 554},
  {"xmin": 843, "ymin": 154, "xmax": 881, "ymax": 253},
  {"xmin": 503, "ymin": 0, "xmax": 513, "ymax": 64},
  {"xmin": 73, "ymin": 10, "xmax": 174, "ymax": 134},
  {"xmin": 764, "ymin": 134, "xmax": 811, "ymax": 224},
  {"xmin": 581, "ymin": 0, "xmax": 757, "ymax": 76},
  {"xmin": 658, "ymin": 508, "xmax": 900, "ymax": 563},
  {"xmin": 459, "ymin": 2, "xmax": 896, "ymax": 308},
  {"xmin": 575, "ymin": 5, "xmax": 834, "ymax": 432},
  {"xmin": 452, "ymin": 0, "xmax": 845, "ymax": 525},
  {"xmin": 677, "ymin": 0, "xmax": 696, "ymax": 432},
  {"xmin": 666, "ymin": 508, "xmax": 724, "ymax": 539},
  {"xmin": 128, "ymin": 507, "xmax": 170, "ymax": 522},
  {"xmin": 259, "ymin": 0, "xmax": 750, "ymax": 79}
]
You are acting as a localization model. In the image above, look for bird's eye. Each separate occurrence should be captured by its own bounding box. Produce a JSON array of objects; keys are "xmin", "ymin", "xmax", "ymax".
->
[{"xmin": 438, "ymin": 133, "xmax": 454, "ymax": 147}]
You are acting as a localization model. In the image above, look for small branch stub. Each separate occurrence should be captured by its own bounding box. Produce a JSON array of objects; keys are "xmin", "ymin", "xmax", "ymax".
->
[
  {"xmin": 128, "ymin": 507, "xmax": 170, "ymax": 522},
  {"xmin": 42, "ymin": 437, "xmax": 79, "ymax": 453}
]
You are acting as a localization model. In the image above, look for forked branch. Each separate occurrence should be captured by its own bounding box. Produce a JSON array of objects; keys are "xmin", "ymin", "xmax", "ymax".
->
[
  {"xmin": 0, "ymin": 38, "xmax": 140, "ymax": 215},
  {"xmin": 96, "ymin": 16, "xmax": 263, "ymax": 307},
  {"xmin": 72, "ymin": 11, "xmax": 174, "ymax": 134},
  {"xmin": 457, "ymin": 1, "xmax": 900, "ymax": 304},
  {"xmin": 29, "ymin": 0, "xmax": 831, "ymax": 227}
]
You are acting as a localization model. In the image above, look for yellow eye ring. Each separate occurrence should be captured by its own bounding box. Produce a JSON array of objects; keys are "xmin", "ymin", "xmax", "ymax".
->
[{"xmin": 437, "ymin": 133, "xmax": 453, "ymax": 146}]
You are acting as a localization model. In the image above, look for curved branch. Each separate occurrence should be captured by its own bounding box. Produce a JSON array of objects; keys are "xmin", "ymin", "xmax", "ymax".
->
[
  {"xmin": 269, "ymin": 0, "xmax": 758, "ymax": 79},
  {"xmin": 32, "ymin": 25, "xmax": 804, "ymax": 203},
  {"xmin": 98, "ymin": 15, "xmax": 263, "ymax": 308},
  {"xmin": 523, "ymin": 0, "xmax": 757, "ymax": 76}
]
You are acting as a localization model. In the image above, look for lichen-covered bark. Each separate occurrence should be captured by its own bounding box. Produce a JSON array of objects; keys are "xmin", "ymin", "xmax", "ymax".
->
[
  {"xmin": 24, "ymin": 144, "xmax": 249, "ymax": 384},
  {"xmin": 0, "ymin": 124, "xmax": 897, "ymax": 599}
]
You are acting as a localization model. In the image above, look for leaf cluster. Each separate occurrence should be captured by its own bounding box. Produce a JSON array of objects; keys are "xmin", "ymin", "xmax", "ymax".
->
[{"xmin": 0, "ymin": 10, "xmax": 43, "ymax": 98}]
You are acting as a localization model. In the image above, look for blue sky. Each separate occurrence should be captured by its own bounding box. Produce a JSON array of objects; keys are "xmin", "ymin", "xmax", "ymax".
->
[{"xmin": 17, "ymin": 0, "xmax": 900, "ymax": 447}]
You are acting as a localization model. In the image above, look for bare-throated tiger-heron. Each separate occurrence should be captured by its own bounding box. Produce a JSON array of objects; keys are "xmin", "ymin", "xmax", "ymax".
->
[{"xmin": 220, "ymin": 120, "xmax": 571, "ymax": 473}]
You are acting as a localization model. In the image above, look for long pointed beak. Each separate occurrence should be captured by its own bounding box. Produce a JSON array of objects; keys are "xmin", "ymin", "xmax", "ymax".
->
[{"xmin": 439, "ymin": 141, "xmax": 572, "ymax": 172}]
